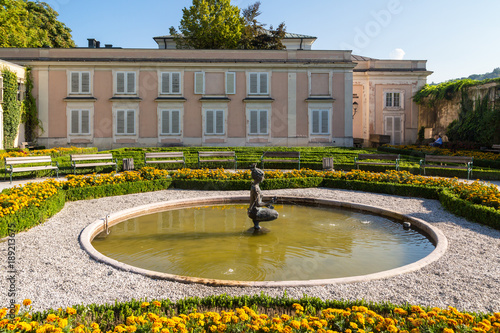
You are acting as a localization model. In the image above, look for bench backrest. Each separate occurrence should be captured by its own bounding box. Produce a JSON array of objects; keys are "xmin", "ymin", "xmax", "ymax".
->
[
  {"xmin": 492, "ymin": 144, "xmax": 500, "ymax": 149},
  {"xmin": 5, "ymin": 156, "xmax": 52, "ymax": 165},
  {"xmin": 357, "ymin": 154, "xmax": 399, "ymax": 161},
  {"xmin": 262, "ymin": 151, "xmax": 300, "ymax": 159},
  {"xmin": 425, "ymin": 155, "xmax": 473, "ymax": 163},
  {"xmin": 71, "ymin": 154, "xmax": 114, "ymax": 161},
  {"xmin": 145, "ymin": 152, "xmax": 184, "ymax": 159},
  {"xmin": 198, "ymin": 151, "xmax": 235, "ymax": 158}
]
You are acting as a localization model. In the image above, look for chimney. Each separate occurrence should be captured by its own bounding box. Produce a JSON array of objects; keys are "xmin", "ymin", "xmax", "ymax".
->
[
  {"xmin": 105, "ymin": 44, "xmax": 113, "ymax": 48},
  {"xmin": 96, "ymin": 41, "xmax": 100, "ymax": 48},
  {"xmin": 87, "ymin": 38, "xmax": 97, "ymax": 48}
]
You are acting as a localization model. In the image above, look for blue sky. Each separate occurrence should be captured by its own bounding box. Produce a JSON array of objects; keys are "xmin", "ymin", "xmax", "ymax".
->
[{"xmin": 44, "ymin": 0, "xmax": 500, "ymax": 83}]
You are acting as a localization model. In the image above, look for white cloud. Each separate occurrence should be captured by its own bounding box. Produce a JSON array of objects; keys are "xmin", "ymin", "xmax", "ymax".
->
[{"xmin": 389, "ymin": 48, "xmax": 406, "ymax": 60}]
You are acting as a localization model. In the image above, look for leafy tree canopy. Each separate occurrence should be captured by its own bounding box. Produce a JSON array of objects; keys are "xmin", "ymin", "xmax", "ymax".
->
[
  {"xmin": 169, "ymin": 0, "xmax": 286, "ymax": 50},
  {"xmin": 169, "ymin": 0, "xmax": 243, "ymax": 49},
  {"xmin": 0, "ymin": 0, "xmax": 74, "ymax": 48}
]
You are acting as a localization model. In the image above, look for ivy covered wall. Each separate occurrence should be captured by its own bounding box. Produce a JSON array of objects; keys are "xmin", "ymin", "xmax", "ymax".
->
[{"xmin": 1, "ymin": 69, "xmax": 22, "ymax": 149}]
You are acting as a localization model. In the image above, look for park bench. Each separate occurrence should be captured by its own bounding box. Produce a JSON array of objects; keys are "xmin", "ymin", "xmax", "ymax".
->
[
  {"xmin": 144, "ymin": 152, "xmax": 186, "ymax": 168},
  {"xmin": 260, "ymin": 151, "xmax": 300, "ymax": 170},
  {"xmin": 419, "ymin": 155, "xmax": 473, "ymax": 180},
  {"xmin": 4, "ymin": 156, "xmax": 59, "ymax": 184},
  {"xmin": 198, "ymin": 151, "xmax": 237, "ymax": 169},
  {"xmin": 354, "ymin": 154, "xmax": 400, "ymax": 171},
  {"xmin": 70, "ymin": 154, "xmax": 118, "ymax": 174},
  {"xmin": 483, "ymin": 144, "xmax": 500, "ymax": 153}
]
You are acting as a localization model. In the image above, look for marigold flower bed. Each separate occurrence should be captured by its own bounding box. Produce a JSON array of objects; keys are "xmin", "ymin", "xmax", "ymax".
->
[{"xmin": 1, "ymin": 300, "xmax": 499, "ymax": 333}]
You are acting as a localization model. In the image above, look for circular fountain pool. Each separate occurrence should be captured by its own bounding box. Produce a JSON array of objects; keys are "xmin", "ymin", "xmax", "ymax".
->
[{"xmin": 80, "ymin": 196, "xmax": 447, "ymax": 287}]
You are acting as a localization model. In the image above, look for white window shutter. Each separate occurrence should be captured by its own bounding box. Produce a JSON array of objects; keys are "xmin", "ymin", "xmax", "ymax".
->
[
  {"xmin": 171, "ymin": 110, "xmax": 180, "ymax": 134},
  {"xmin": 321, "ymin": 110, "xmax": 329, "ymax": 134},
  {"xmin": 250, "ymin": 110, "xmax": 258, "ymax": 134},
  {"xmin": 172, "ymin": 73, "xmax": 180, "ymax": 93},
  {"xmin": 81, "ymin": 72, "xmax": 90, "ymax": 93},
  {"xmin": 116, "ymin": 73, "xmax": 125, "ymax": 93},
  {"xmin": 260, "ymin": 110, "xmax": 268, "ymax": 134},
  {"xmin": 206, "ymin": 110, "xmax": 214, "ymax": 134},
  {"xmin": 127, "ymin": 73, "xmax": 135, "ymax": 93},
  {"xmin": 249, "ymin": 73, "xmax": 258, "ymax": 94},
  {"xmin": 126, "ymin": 110, "xmax": 135, "ymax": 134},
  {"xmin": 71, "ymin": 110, "xmax": 79, "ymax": 133},
  {"xmin": 215, "ymin": 110, "xmax": 224, "ymax": 134},
  {"xmin": 71, "ymin": 73, "xmax": 79, "ymax": 93},
  {"xmin": 161, "ymin": 73, "xmax": 170, "ymax": 94},
  {"xmin": 394, "ymin": 116, "xmax": 402, "ymax": 144},
  {"xmin": 194, "ymin": 72, "xmax": 204, "ymax": 94},
  {"xmin": 162, "ymin": 110, "xmax": 170, "ymax": 134},
  {"xmin": 259, "ymin": 73, "xmax": 268, "ymax": 94},
  {"xmin": 312, "ymin": 110, "xmax": 320, "ymax": 134},
  {"xmin": 81, "ymin": 110, "xmax": 90, "ymax": 134},
  {"xmin": 117, "ymin": 110, "xmax": 125, "ymax": 134},
  {"xmin": 394, "ymin": 93, "xmax": 400, "ymax": 108},
  {"xmin": 226, "ymin": 72, "xmax": 235, "ymax": 94}
]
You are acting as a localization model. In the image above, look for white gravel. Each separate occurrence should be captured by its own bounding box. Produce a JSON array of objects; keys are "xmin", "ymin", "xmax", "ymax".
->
[{"xmin": 1, "ymin": 188, "xmax": 499, "ymax": 314}]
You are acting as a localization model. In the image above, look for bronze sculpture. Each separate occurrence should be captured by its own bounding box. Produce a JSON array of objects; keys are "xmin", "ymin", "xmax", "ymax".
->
[{"xmin": 247, "ymin": 164, "xmax": 279, "ymax": 229}]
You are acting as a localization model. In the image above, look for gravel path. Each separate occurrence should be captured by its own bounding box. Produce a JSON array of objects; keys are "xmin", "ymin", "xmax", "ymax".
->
[{"xmin": 1, "ymin": 188, "xmax": 499, "ymax": 314}]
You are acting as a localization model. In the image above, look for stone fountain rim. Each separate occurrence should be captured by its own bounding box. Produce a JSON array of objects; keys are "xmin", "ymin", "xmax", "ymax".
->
[{"xmin": 79, "ymin": 195, "xmax": 448, "ymax": 287}]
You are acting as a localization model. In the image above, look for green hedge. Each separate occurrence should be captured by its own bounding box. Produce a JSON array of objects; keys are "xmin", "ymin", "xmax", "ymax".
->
[
  {"xmin": 439, "ymin": 189, "xmax": 500, "ymax": 228},
  {"xmin": 0, "ymin": 189, "xmax": 65, "ymax": 236},
  {"xmin": 64, "ymin": 179, "xmax": 173, "ymax": 201},
  {"xmin": 322, "ymin": 178, "xmax": 440, "ymax": 200},
  {"xmin": 172, "ymin": 177, "xmax": 324, "ymax": 191}
]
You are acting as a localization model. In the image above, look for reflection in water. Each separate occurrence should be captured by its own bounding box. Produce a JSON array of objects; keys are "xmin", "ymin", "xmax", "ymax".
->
[{"xmin": 93, "ymin": 204, "xmax": 434, "ymax": 281}]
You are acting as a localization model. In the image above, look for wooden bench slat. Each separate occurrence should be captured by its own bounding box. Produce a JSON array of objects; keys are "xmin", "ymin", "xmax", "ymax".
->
[
  {"xmin": 145, "ymin": 152, "xmax": 184, "ymax": 158},
  {"xmin": 145, "ymin": 160, "xmax": 184, "ymax": 164},
  {"xmin": 144, "ymin": 152, "xmax": 186, "ymax": 169},
  {"xmin": 10, "ymin": 165, "xmax": 58, "ymax": 172},
  {"xmin": 71, "ymin": 154, "xmax": 114, "ymax": 161},
  {"xmin": 424, "ymin": 155, "xmax": 472, "ymax": 163},
  {"xmin": 357, "ymin": 154, "xmax": 400, "ymax": 161},
  {"xmin": 74, "ymin": 162, "xmax": 117, "ymax": 168},
  {"xmin": 262, "ymin": 152, "xmax": 300, "ymax": 158},
  {"xmin": 199, "ymin": 152, "xmax": 236, "ymax": 157},
  {"xmin": 198, "ymin": 151, "xmax": 237, "ymax": 169},
  {"xmin": 261, "ymin": 159, "xmax": 300, "ymax": 163},
  {"xmin": 420, "ymin": 154, "xmax": 473, "ymax": 180},
  {"xmin": 260, "ymin": 151, "xmax": 300, "ymax": 169}
]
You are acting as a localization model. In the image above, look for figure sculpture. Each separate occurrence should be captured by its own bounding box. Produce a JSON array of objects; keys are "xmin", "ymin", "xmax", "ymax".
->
[{"xmin": 247, "ymin": 164, "xmax": 279, "ymax": 229}]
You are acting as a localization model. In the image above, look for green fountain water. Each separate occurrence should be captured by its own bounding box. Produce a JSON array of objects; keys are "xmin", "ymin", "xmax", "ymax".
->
[{"xmin": 92, "ymin": 204, "xmax": 434, "ymax": 281}]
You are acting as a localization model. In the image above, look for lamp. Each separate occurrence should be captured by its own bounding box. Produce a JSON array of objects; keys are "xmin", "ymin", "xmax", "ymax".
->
[{"xmin": 352, "ymin": 101, "xmax": 359, "ymax": 119}]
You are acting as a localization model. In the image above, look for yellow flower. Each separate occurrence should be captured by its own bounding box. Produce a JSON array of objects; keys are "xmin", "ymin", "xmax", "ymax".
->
[
  {"xmin": 23, "ymin": 299, "xmax": 32, "ymax": 307},
  {"xmin": 66, "ymin": 307, "xmax": 77, "ymax": 315}
]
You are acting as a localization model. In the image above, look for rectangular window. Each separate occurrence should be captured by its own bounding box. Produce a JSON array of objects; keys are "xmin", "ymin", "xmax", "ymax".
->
[
  {"xmin": 385, "ymin": 92, "xmax": 402, "ymax": 108},
  {"xmin": 70, "ymin": 72, "xmax": 90, "ymax": 94},
  {"xmin": 161, "ymin": 72, "xmax": 181, "ymax": 94},
  {"xmin": 311, "ymin": 109, "xmax": 329, "ymax": 135},
  {"xmin": 226, "ymin": 72, "xmax": 236, "ymax": 94},
  {"xmin": 194, "ymin": 72, "xmax": 205, "ymax": 94},
  {"xmin": 116, "ymin": 72, "xmax": 136, "ymax": 94},
  {"xmin": 249, "ymin": 72, "xmax": 268, "ymax": 95},
  {"xmin": 161, "ymin": 110, "xmax": 181, "ymax": 135},
  {"xmin": 116, "ymin": 109, "xmax": 135, "ymax": 135},
  {"xmin": 70, "ymin": 109, "xmax": 90, "ymax": 134},
  {"xmin": 249, "ymin": 110, "xmax": 268, "ymax": 134},
  {"xmin": 205, "ymin": 110, "xmax": 224, "ymax": 135}
]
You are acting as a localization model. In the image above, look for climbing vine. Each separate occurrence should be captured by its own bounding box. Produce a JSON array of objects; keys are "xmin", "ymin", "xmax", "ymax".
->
[
  {"xmin": 22, "ymin": 67, "xmax": 42, "ymax": 143},
  {"xmin": 413, "ymin": 77, "xmax": 500, "ymax": 107},
  {"xmin": 1, "ymin": 69, "xmax": 22, "ymax": 149}
]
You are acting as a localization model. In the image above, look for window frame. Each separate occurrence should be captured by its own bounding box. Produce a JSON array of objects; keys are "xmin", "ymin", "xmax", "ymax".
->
[
  {"xmin": 115, "ymin": 71, "xmax": 137, "ymax": 95},
  {"xmin": 69, "ymin": 71, "xmax": 91, "ymax": 95},
  {"xmin": 115, "ymin": 109, "xmax": 136, "ymax": 135},
  {"xmin": 248, "ymin": 72, "xmax": 269, "ymax": 95},
  {"xmin": 204, "ymin": 109, "xmax": 225, "ymax": 135},
  {"xmin": 160, "ymin": 72, "xmax": 182, "ymax": 95},
  {"xmin": 160, "ymin": 109, "xmax": 181, "ymax": 135},
  {"xmin": 384, "ymin": 91, "xmax": 404, "ymax": 110},
  {"xmin": 248, "ymin": 109, "xmax": 269, "ymax": 135},
  {"xmin": 310, "ymin": 109, "xmax": 330, "ymax": 135},
  {"xmin": 69, "ymin": 109, "xmax": 91, "ymax": 135},
  {"xmin": 194, "ymin": 72, "xmax": 205, "ymax": 95}
]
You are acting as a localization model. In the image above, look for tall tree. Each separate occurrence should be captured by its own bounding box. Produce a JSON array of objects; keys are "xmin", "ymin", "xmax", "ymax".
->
[
  {"xmin": 169, "ymin": 0, "xmax": 243, "ymax": 49},
  {"xmin": 240, "ymin": 1, "xmax": 285, "ymax": 50},
  {"xmin": 0, "ymin": 0, "xmax": 74, "ymax": 48}
]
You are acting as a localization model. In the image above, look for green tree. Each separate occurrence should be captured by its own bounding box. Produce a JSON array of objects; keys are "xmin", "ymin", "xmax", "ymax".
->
[
  {"xmin": 169, "ymin": 0, "xmax": 243, "ymax": 49},
  {"xmin": 240, "ymin": 1, "xmax": 285, "ymax": 50},
  {"xmin": 0, "ymin": 0, "xmax": 74, "ymax": 48}
]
